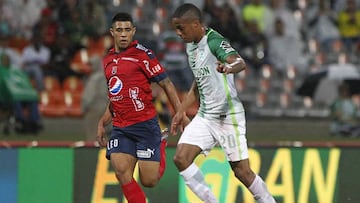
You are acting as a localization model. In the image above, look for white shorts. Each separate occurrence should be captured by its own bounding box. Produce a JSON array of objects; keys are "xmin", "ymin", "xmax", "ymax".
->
[{"xmin": 178, "ymin": 113, "xmax": 249, "ymax": 161}]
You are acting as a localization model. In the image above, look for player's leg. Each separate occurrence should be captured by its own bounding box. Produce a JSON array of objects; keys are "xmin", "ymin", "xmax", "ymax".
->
[
  {"xmin": 175, "ymin": 143, "xmax": 219, "ymax": 203},
  {"xmin": 135, "ymin": 119, "xmax": 166, "ymax": 186},
  {"xmin": 110, "ymin": 153, "xmax": 146, "ymax": 203},
  {"xmin": 136, "ymin": 146, "xmax": 164, "ymax": 187},
  {"xmin": 159, "ymin": 128, "xmax": 169, "ymax": 178},
  {"xmin": 218, "ymin": 114, "xmax": 276, "ymax": 203},
  {"xmin": 137, "ymin": 144, "xmax": 166, "ymax": 186},
  {"xmin": 138, "ymin": 160, "xmax": 161, "ymax": 187},
  {"xmin": 107, "ymin": 127, "xmax": 146, "ymax": 203},
  {"xmin": 173, "ymin": 115, "xmax": 218, "ymax": 203},
  {"xmin": 230, "ymin": 160, "xmax": 276, "ymax": 203}
]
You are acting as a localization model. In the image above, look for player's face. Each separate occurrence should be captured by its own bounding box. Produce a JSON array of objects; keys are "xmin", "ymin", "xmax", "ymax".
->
[
  {"xmin": 172, "ymin": 17, "xmax": 199, "ymax": 43},
  {"xmin": 110, "ymin": 21, "xmax": 136, "ymax": 51}
]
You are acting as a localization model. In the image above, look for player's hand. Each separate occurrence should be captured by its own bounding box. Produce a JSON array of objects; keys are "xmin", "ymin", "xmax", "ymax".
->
[
  {"xmin": 171, "ymin": 112, "xmax": 189, "ymax": 135},
  {"xmin": 183, "ymin": 116, "xmax": 191, "ymax": 127},
  {"xmin": 96, "ymin": 124, "xmax": 108, "ymax": 147},
  {"xmin": 216, "ymin": 61, "xmax": 232, "ymax": 74}
]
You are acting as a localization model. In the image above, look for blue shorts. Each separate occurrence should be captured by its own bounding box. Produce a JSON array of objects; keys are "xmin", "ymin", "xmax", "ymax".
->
[{"xmin": 106, "ymin": 117, "xmax": 162, "ymax": 161}]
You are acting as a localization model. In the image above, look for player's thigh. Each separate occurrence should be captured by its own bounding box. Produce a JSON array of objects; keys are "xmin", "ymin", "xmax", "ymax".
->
[
  {"xmin": 174, "ymin": 143, "xmax": 202, "ymax": 164},
  {"xmin": 178, "ymin": 115, "xmax": 216, "ymax": 153},
  {"xmin": 106, "ymin": 127, "xmax": 137, "ymax": 160},
  {"xmin": 137, "ymin": 160, "xmax": 160, "ymax": 186},
  {"xmin": 110, "ymin": 152, "xmax": 137, "ymax": 184}
]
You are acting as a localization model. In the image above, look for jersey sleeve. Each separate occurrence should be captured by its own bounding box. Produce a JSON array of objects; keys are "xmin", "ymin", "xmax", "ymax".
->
[
  {"xmin": 207, "ymin": 31, "xmax": 238, "ymax": 63},
  {"xmin": 140, "ymin": 51, "xmax": 167, "ymax": 83}
]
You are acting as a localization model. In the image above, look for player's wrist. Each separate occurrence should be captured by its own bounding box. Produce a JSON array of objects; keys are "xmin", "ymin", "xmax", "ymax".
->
[{"xmin": 228, "ymin": 58, "xmax": 243, "ymax": 68}]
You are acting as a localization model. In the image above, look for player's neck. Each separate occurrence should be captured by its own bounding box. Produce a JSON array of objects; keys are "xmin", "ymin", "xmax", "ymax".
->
[
  {"xmin": 194, "ymin": 26, "xmax": 207, "ymax": 43},
  {"xmin": 115, "ymin": 47, "xmax": 127, "ymax": 53}
]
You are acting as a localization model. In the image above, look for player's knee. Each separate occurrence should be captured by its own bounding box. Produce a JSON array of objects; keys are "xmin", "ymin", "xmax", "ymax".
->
[
  {"xmin": 113, "ymin": 170, "xmax": 126, "ymax": 182},
  {"xmin": 140, "ymin": 177, "xmax": 159, "ymax": 188},
  {"xmin": 173, "ymin": 153, "xmax": 188, "ymax": 170},
  {"xmin": 173, "ymin": 154, "xmax": 184, "ymax": 168}
]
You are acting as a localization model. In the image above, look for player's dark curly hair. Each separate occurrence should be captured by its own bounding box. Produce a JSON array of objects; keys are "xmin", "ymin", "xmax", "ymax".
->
[
  {"xmin": 172, "ymin": 3, "xmax": 203, "ymax": 23},
  {"xmin": 111, "ymin": 12, "xmax": 134, "ymax": 25}
]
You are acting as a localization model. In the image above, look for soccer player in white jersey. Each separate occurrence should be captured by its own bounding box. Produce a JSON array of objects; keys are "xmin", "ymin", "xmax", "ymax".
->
[{"xmin": 170, "ymin": 3, "xmax": 276, "ymax": 203}]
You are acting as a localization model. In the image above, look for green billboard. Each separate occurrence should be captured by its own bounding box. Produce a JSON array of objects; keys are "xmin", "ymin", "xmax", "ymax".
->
[{"xmin": 1, "ymin": 146, "xmax": 359, "ymax": 203}]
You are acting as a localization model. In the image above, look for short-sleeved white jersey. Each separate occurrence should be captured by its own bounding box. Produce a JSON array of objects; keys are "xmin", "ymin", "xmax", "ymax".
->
[{"xmin": 186, "ymin": 28, "xmax": 244, "ymax": 119}]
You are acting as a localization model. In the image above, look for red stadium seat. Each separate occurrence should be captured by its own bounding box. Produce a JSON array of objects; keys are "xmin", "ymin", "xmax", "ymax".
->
[
  {"xmin": 38, "ymin": 90, "xmax": 66, "ymax": 117},
  {"xmin": 39, "ymin": 76, "xmax": 67, "ymax": 117},
  {"xmin": 64, "ymin": 91, "xmax": 83, "ymax": 117},
  {"xmin": 43, "ymin": 76, "xmax": 61, "ymax": 92},
  {"xmin": 85, "ymin": 35, "xmax": 112, "ymax": 57},
  {"xmin": 62, "ymin": 76, "xmax": 84, "ymax": 117},
  {"xmin": 63, "ymin": 76, "xmax": 84, "ymax": 93},
  {"xmin": 70, "ymin": 49, "xmax": 92, "ymax": 75}
]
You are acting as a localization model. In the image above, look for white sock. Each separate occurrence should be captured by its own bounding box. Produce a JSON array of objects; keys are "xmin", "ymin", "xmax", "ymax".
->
[
  {"xmin": 248, "ymin": 175, "xmax": 276, "ymax": 203},
  {"xmin": 180, "ymin": 163, "xmax": 218, "ymax": 203}
]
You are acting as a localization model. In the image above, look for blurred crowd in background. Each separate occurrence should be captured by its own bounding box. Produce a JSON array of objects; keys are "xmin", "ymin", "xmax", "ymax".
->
[{"xmin": 0, "ymin": 0, "xmax": 360, "ymax": 138}]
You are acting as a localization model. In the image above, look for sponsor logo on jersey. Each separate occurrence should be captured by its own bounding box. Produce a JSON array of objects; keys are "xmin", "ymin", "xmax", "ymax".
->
[
  {"xmin": 112, "ymin": 58, "xmax": 120, "ymax": 64},
  {"xmin": 193, "ymin": 66, "xmax": 211, "ymax": 78},
  {"xmin": 220, "ymin": 41, "xmax": 235, "ymax": 54},
  {"xmin": 108, "ymin": 76, "xmax": 123, "ymax": 95},
  {"xmin": 111, "ymin": 66, "xmax": 117, "ymax": 74},
  {"xmin": 129, "ymin": 87, "xmax": 144, "ymax": 111},
  {"xmin": 136, "ymin": 43, "xmax": 155, "ymax": 59},
  {"xmin": 109, "ymin": 95, "xmax": 123, "ymax": 102},
  {"xmin": 136, "ymin": 148, "xmax": 155, "ymax": 158},
  {"xmin": 107, "ymin": 139, "xmax": 119, "ymax": 150}
]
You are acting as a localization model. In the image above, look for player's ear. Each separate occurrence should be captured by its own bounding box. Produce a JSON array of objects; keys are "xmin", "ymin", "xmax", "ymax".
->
[
  {"xmin": 192, "ymin": 20, "xmax": 201, "ymax": 29},
  {"xmin": 132, "ymin": 26, "xmax": 136, "ymax": 35},
  {"xmin": 110, "ymin": 28, "xmax": 114, "ymax": 37}
]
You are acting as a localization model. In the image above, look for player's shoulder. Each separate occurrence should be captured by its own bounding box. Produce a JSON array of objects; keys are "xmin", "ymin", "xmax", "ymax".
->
[
  {"xmin": 133, "ymin": 42, "xmax": 156, "ymax": 59},
  {"xmin": 206, "ymin": 28, "xmax": 230, "ymax": 48},
  {"xmin": 104, "ymin": 47, "xmax": 115, "ymax": 57},
  {"xmin": 206, "ymin": 28, "xmax": 226, "ymax": 42},
  {"xmin": 207, "ymin": 28, "xmax": 236, "ymax": 52},
  {"xmin": 103, "ymin": 48, "xmax": 113, "ymax": 58},
  {"xmin": 102, "ymin": 48, "xmax": 116, "ymax": 67}
]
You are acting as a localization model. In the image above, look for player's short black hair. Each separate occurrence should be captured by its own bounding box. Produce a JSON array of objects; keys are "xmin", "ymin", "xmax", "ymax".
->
[
  {"xmin": 172, "ymin": 3, "xmax": 203, "ymax": 23},
  {"xmin": 111, "ymin": 12, "xmax": 134, "ymax": 25}
]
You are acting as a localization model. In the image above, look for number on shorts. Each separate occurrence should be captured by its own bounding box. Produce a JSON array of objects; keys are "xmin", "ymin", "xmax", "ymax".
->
[{"xmin": 220, "ymin": 134, "xmax": 236, "ymax": 148}]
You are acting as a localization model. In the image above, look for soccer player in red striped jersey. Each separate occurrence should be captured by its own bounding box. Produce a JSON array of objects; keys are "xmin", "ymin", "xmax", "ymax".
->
[{"xmin": 96, "ymin": 12, "xmax": 185, "ymax": 203}]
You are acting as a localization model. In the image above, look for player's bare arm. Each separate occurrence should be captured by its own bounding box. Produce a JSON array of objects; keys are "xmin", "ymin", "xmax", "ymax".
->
[
  {"xmin": 216, "ymin": 54, "xmax": 246, "ymax": 74},
  {"xmin": 96, "ymin": 103, "xmax": 112, "ymax": 147},
  {"xmin": 158, "ymin": 77, "xmax": 182, "ymax": 112},
  {"xmin": 158, "ymin": 77, "xmax": 190, "ymax": 134},
  {"xmin": 170, "ymin": 81, "xmax": 197, "ymax": 135}
]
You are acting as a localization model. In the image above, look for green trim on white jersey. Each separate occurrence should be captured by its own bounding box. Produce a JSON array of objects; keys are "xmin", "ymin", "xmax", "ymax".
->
[{"xmin": 186, "ymin": 28, "xmax": 245, "ymax": 121}]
